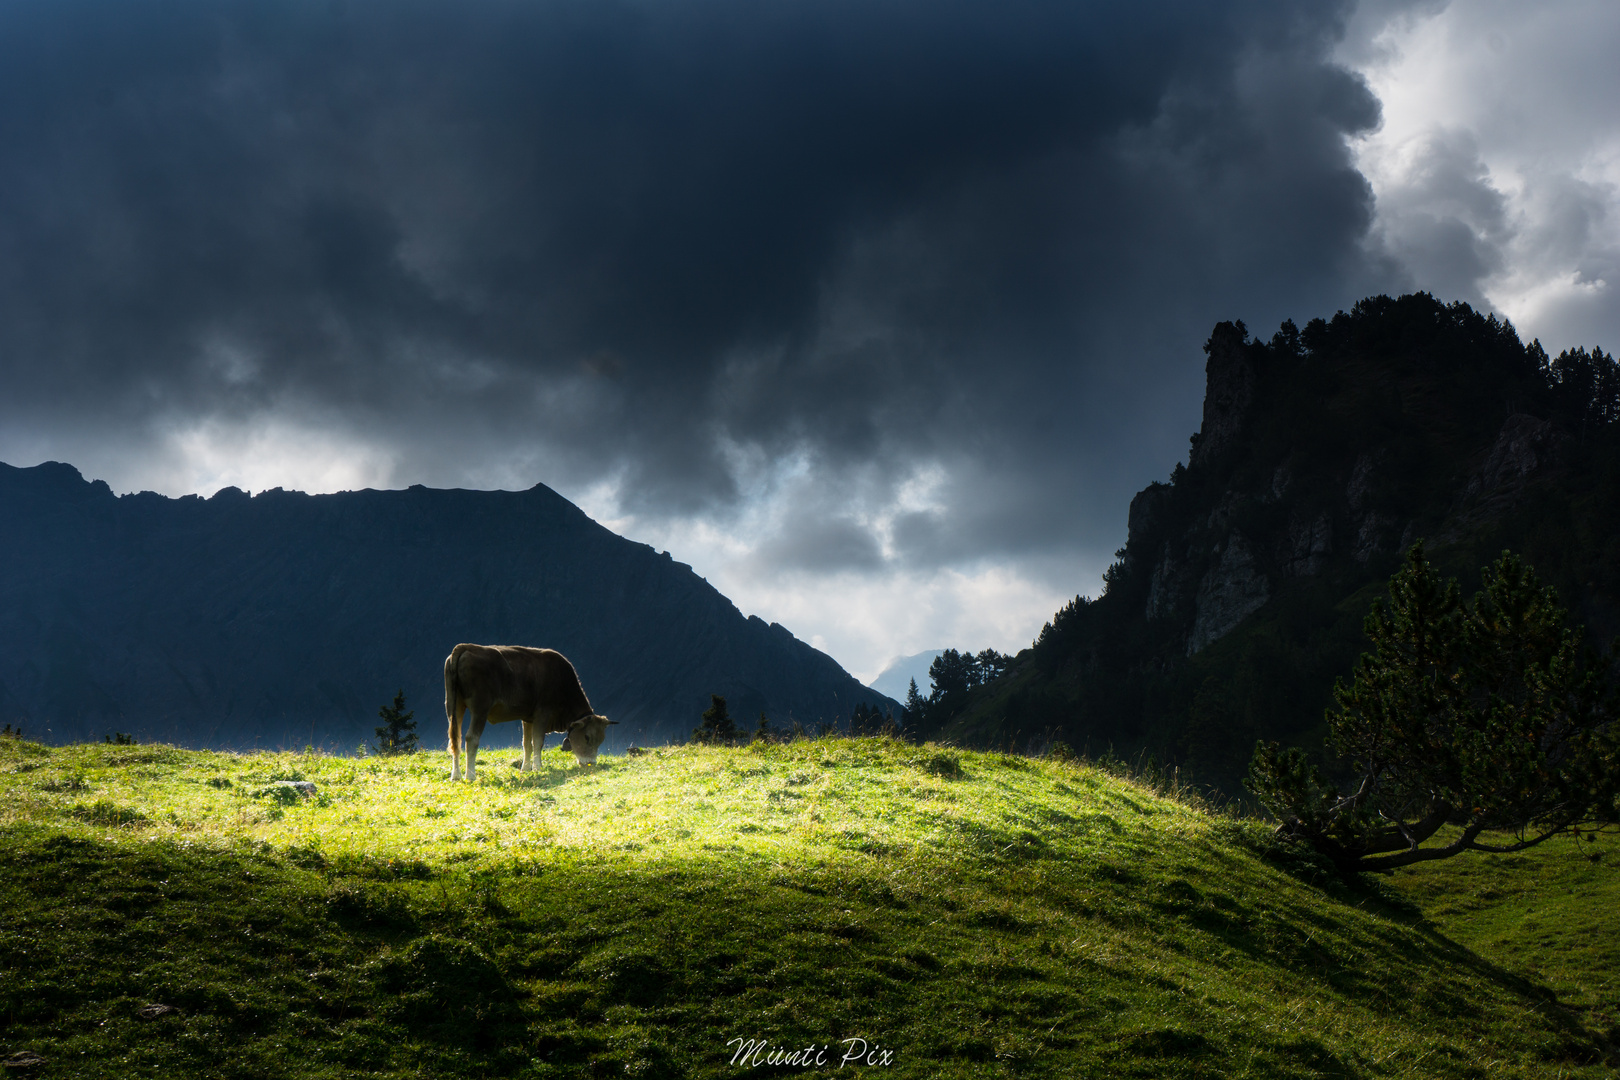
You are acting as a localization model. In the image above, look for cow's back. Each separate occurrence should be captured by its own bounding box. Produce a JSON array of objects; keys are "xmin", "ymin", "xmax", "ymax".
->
[{"xmin": 447, "ymin": 643, "xmax": 593, "ymax": 727}]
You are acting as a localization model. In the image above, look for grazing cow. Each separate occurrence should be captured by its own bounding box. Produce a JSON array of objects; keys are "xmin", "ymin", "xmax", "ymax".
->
[{"xmin": 442, "ymin": 644, "xmax": 618, "ymax": 781}]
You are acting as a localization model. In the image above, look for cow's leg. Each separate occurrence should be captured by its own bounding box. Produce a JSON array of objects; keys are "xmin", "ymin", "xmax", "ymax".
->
[
  {"xmin": 465, "ymin": 710, "xmax": 489, "ymax": 782},
  {"xmin": 447, "ymin": 698, "xmax": 464, "ymax": 782},
  {"xmin": 445, "ymin": 649, "xmax": 464, "ymax": 781},
  {"xmin": 521, "ymin": 722, "xmax": 545, "ymax": 771}
]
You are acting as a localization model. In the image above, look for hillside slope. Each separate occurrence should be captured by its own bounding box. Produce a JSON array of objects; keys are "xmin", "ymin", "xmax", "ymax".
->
[
  {"xmin": 0, "ymin": 464, "xmax": 893, "ymax": 749},
  {"xmin": 0, "ymin": 735, "xmax": 1613, "ymax": 1078},
  {"xmin": 928, "ymin": 294, "xmax": 1620, "ymax": 788}
]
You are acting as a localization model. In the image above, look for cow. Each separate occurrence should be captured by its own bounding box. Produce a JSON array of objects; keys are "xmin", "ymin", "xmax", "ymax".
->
[{"xmin": 442, "ymin": 643, "xmax": 618, "ymax": 781}]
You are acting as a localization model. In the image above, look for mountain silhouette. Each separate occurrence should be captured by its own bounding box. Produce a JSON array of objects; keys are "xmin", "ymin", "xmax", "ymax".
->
[{"xmin": 0, "ymin": 464, "xmax": 895, "ymax": 751}]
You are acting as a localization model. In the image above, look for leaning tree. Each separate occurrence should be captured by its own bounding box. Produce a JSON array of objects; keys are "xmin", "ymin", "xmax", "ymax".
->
[{"xmin": 1247, "ymin": 543, "xmax": 1619, "ymax": 874}]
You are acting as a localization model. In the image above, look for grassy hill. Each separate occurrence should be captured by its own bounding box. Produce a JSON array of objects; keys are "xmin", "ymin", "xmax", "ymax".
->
[{"xmin": 1, "ymin": 734, "xmax": 1615, "ymax": 1078}]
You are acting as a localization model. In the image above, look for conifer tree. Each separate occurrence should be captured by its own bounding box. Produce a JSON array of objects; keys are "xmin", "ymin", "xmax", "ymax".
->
[
  {"xmin": 928, "ymin": 649, "xmax": 972, "ymax": 698},
  {"xmin": 904, "ymin": 678, "xmax": 926, "ymax": 726},
  {"xmin": 1248, "ymin": 543, "xmax": 1619, "ymax": 874},
  {"xmin": 693, "ymin": 693, "xmax": 739, "ymax": 745},
  {"xmin": 374, "ymin": 690, "xmax": 419, "ymax": 755}
]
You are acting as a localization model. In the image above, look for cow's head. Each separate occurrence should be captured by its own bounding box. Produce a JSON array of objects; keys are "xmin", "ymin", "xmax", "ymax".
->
[{"xmin": 564, "ymin": 713, "xmax": 617, "ymax": 765}]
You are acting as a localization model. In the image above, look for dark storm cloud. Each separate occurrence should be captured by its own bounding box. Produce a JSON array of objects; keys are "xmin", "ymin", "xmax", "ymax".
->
[
  {"xmin": 1366, "ymin": 128, "xmax": 1508, "ymax": 309},
  {"xmin": 0, "ymin": 0, "xmax": 1389, "ymax": 570}
]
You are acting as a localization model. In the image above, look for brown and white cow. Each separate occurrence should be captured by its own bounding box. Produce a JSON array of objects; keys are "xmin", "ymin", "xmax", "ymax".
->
[{"xmin": 442, "ymin": 643, "xmax": 617, "ymax": 781}]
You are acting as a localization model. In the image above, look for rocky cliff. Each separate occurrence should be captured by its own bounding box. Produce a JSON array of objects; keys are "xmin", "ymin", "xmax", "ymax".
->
[
  {"xmin": 929, "ymin": 293, "xmax": 1620, "ymax": 788},
  {"xmin": 0, "ymin": 464, "xmax": 895, "ymax": 750}
]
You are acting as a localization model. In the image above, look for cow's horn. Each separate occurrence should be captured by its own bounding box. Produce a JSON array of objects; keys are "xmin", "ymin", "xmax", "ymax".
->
[{"xmin": 607, "ymin": 719, "xmax": 619, "ymax": 725}]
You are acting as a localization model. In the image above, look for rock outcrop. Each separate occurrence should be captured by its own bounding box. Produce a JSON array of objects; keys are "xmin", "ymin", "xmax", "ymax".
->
[
  {"xmin": 1188, "ymin": 321, "xmax": 1257, "ymax": 469},
  {"xmin": 1186, "ymin": 533, "xmax": 1269, "ymax": 655},
  {"xmin": 945, "ymin": 293, "xmax": 1617, "ymax": 788},
  {"xmin": 1096, "ymin": 297, "xmax": 1582, "ymax": 657},
  {"xmin": 1465, "ymin": 413, "xmax": 1565, "ymax": 500}
]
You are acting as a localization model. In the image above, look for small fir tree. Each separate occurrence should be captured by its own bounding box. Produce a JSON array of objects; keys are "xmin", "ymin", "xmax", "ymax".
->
[
  {"xmin": 374, "ymin": 690, "xmax": 419, "ymax": 755},
  {"xmin": 693, "ymin": 693, "xmax": 739, "ymax": 745},
  {"xmin": 754, "ymin": 711, "xmax": 773, "ymax": 743},
  {"xmin": 904, "ymin": 677, "xmax": 926, "ymax": 726}
]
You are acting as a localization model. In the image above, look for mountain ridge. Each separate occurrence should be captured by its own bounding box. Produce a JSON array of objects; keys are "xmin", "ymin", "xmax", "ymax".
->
[{"xmin": 0, "ymin": 462, "xmax": 896, "ymax": 750}]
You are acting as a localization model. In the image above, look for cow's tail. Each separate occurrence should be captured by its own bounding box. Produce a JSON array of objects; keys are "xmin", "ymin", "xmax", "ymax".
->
[{"xmin": 444, "ymin": 645, "xmax": 464, "ymax": 761}]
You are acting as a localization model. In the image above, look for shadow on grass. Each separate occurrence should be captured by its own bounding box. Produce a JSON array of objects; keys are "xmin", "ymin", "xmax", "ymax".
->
[{"xmin": 1213, "ymin": 824, "xmax": 1616, "ymax": 1070}]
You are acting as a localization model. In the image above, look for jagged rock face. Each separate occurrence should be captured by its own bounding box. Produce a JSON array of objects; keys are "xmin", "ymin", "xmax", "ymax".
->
[
  {"xmin": 1188, "ymin": 322, "xmax": 1256, "ymax": 469},
  {"xmin": 1145, "ymin": 545, "xmax": 1180, "ymax": 622},
  {"xmin": 1466, "ymin": 414, "xmax": 1564, "ymax": 498},
  {"xmin": 1282, "ymin": 512, "xmax": 1332, "ymax": 578},
  {"xmin": 1352, "ymin": 513, "xmax": 1393, "ymax": 563},
  {"xmin": 1268, "ymin": 464, "xmax": 1292, "ymax": 502},
  {"xmin": 1127, "ymin": 483, "xmax": 1170, "ymax": 549},
  {"xmin": 1345, "ymin": 453, "xmax": 1375, "ymax": 509},
  {"xmin": 1343, "ymin": 454, "xmax": 1394, "ymax": 562},
  {"xmin": 1187, "ymin": 532, "xmax": 1270, "ymax": 655}
]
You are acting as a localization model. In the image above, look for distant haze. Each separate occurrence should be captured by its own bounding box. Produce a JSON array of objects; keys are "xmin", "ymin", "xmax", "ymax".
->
[{"xmin": 869, "ymin": 651, "xmax": 946, "ymax": 702}]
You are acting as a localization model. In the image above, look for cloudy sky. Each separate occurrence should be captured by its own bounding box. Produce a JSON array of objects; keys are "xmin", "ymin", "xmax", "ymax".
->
[{"xmin": 0, "ymin": 0, "xmax": 1615, "ymax": 682}]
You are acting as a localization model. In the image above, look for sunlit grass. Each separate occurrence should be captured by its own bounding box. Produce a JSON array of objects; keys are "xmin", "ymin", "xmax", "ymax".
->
[
  {"xmin": 0, "ymin": 734, "xmax": 1613, "ymax": 1078},
  {"xmin": 4, "ymin": 739, "xmax": 1210, "ymax": 871}
]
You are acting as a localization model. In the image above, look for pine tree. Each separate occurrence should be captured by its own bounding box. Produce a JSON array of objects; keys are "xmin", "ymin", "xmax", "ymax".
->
[
  {"xmin": 1248, "ymin": 544, "xmax": 1620, "ymax": 874},
  {"xmin": 973, "ymin": 649, "xmax": 1010, "ymax": 683},
  {"xmin": 904, "ymin": 678, "xmax": 926, "ymax": 726},
  {"xmin": 374, "ymin": 690, "xmax": 419, "ymax": 755},
  {"xmin": 928, "ymin": 649, "xmax": 972, "ymax": 698},
  {"xmin": 693, "ymin": 693, "xmax": 739, "ymax": 745}
]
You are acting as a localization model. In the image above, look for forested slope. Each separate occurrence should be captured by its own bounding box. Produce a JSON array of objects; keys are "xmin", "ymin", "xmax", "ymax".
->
[{"xmin": 922, "ymin": 294, "xmax": 1620, "ymax": 790}]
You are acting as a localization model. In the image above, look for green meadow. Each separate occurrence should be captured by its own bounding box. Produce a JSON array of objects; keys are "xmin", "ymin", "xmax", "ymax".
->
[{"xmin": 0, "ymin": 735, "xmax": 1614, "ymax": 1078}]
